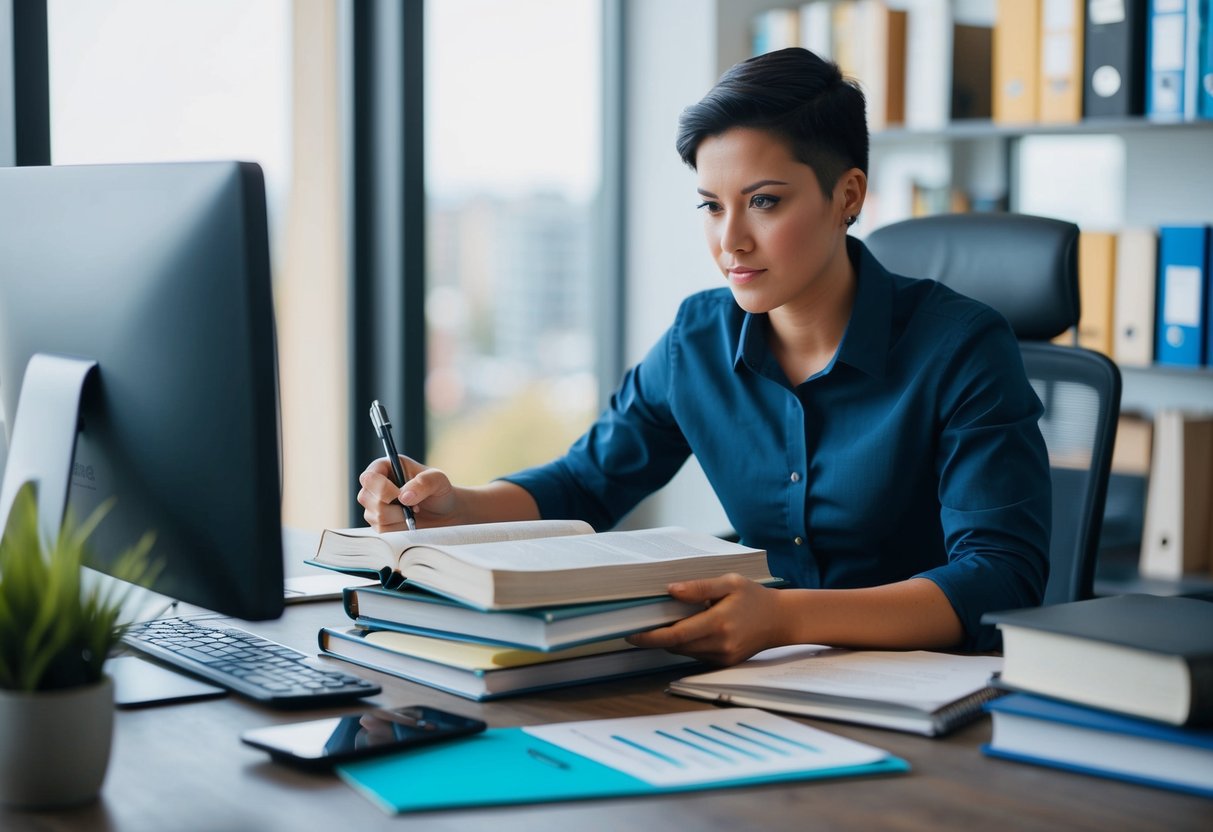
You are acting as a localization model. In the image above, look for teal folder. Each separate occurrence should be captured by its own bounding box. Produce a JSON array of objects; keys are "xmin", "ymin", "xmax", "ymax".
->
[{"xmin": 337, "ymin": 725, "xmax": 908, "ymax": 814}]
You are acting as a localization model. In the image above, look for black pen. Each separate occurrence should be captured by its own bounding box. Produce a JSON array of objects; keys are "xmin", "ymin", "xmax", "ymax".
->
[{"xmin": 369, "ymin": 400, "xmax": 416, "ymax": 531}]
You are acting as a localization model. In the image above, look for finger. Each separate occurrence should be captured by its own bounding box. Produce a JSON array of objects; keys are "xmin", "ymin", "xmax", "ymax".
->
[
  {"xmin": 398, "ymin": 468, "xmax": 449, "ymax": 506},
  {"xmin": 626, "ymin": 606, "xmax": 718, "ymax": 650},
  {"xmin": 358, "ymin": 468, "xmax": 403, "ymax": 504},
  {"xmin": 666, "ymin": 574, "xmax": 746, "ymax": 604}
]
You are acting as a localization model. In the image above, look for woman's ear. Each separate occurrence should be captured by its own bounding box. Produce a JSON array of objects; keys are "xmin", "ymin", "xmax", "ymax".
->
[{"xmin": 836, "ymin": 168, "xmax": 868, "ymax": 227}]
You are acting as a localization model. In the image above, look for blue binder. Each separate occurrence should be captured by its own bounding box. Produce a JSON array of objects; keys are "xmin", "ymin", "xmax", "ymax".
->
[
  {"xmin": 1146, "ymin": 0, "xmax": 1201, "ymax": 119},
  {"xmin": 1154, "ymin": 225, "xmax": 1210, "ymax": 366},
  {"xmin": 1201, "ymin": 0, "xmax": 1213, "ymax": 118}
]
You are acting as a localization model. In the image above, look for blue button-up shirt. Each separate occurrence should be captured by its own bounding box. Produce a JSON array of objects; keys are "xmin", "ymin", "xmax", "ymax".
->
[{"xmin": 504, "ymin": 238, "xmax": 1050, "ymax": 650}]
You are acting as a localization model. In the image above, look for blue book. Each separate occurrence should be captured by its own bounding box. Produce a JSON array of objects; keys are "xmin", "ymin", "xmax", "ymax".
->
[
  {"xmin": 1155, "ymin": 225, "xmax": 1210, "ymax": 366},
  {"xmin": 337, "ymin": 709, "xmax": 908, "ymax": 814},
  {"xmin": 984, "ymin": 693, "xmax": 1213, "ymax": 798},
  {"xmin": 1147, "ymin": 0, "xmax": 1202, "ymax": 119}
]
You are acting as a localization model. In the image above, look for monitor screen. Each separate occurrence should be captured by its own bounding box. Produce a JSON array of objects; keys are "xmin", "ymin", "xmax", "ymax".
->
[{"xmin": 0, "ymin": 161, "xmax": 284, "ymax": 620}]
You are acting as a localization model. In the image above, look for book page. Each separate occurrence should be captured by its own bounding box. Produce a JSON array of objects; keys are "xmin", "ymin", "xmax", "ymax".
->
[
  {"xmin": 523, "ymin": 708, "xmax": 888, "ymax": 788},
  {"xmin": 315, "ymin": 519, "xmax": 594, "ymax": 568},
  {"xmin": 677, "ymin": 646, "xmax": 1003, "ymax": 711},
  {"xmin": 424, "ymin": 526, "xmax": 757, "ymax": 571}
]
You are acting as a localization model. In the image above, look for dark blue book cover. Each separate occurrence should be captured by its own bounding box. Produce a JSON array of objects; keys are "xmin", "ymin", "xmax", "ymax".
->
[{"xmin": 984, "ymin": 693, "xmax": 1213, "ymax": 798}]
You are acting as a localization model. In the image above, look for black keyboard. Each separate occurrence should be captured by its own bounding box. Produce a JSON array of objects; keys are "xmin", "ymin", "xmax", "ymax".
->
[{"xmin": 123, "ymin": 617, "xmax": 381, "ymax": 706}]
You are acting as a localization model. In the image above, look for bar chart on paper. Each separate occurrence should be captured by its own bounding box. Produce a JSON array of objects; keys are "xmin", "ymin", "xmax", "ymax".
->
[{"xmin": 522, "ymin": 708, "xmax": 889, "ymax": 787}]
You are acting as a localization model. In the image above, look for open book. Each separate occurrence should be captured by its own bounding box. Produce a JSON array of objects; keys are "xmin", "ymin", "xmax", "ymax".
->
[{"xmin": 308, "ymin": 520, "xmax": 774, "ymax": 610}]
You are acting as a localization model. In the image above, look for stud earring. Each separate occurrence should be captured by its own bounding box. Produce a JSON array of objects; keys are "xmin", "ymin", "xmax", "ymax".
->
[{"xmin": 844, "ymin": 215, "xmax": 857, "ymax": 227}]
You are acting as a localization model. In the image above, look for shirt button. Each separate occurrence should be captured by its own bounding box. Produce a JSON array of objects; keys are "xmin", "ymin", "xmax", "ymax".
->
[
  {"xmin": 790, "ymin": 472, "xmax": 801, "ymax": 483},
  {"xmin": 793, "ymin": 536, "xmax": 804, "ymax": 546}
]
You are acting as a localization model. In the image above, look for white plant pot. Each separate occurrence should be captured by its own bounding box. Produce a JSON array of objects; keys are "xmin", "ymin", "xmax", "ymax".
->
[{"xmin": 0, "ymin": 675, "xmax": 114, "ymax": 809}]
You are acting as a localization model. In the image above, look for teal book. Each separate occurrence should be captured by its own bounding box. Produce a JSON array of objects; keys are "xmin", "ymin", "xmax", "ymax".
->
[
  {"xmin": 344, "ymin": 584, "xmax": 704, "ymax": 651},
  {"xmin": 337, "ymin": 708, "xmax": 908, "ymax": 814}
]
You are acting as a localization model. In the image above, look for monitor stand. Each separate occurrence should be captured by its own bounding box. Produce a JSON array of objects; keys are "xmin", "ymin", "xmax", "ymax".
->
[
  {"xmin": 0, "ymin": 353, "xmax": 96, "ymax": 541},
  {"xmin": 0, "ymin": 353, "xmax": 213, "ymax": 705}
]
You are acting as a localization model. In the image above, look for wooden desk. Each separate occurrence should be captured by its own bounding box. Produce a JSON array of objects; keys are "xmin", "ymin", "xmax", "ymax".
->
[{"xmin": 3, "ymin": 600, "xmax": 1208, "ymax": 832}]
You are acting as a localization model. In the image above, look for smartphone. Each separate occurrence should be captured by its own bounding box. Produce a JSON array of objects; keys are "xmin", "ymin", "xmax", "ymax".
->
[{"xmin": 241, "ymin": 705, "xmax": 486, "ymax": 769}]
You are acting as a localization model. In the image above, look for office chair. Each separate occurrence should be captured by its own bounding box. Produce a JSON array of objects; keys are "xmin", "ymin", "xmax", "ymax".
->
[{"xmin": 865, "ymin": 212, "xmax": 1122, "ymax": 605}]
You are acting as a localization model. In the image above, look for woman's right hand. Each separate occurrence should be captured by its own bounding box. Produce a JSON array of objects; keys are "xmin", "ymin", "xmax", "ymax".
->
[{"xmin": 357, "ymin": 456, "xmax": 459, "ymax": 532}]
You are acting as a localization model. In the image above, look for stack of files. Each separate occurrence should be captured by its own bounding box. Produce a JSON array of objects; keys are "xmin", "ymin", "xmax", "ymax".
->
[
  {"xmin": 336, "ymin": 708, "xmax": 908, "ymax": 814},
  {"xmin": 981, "ymin": 595, "xmax": 1213, "ymax": 796},
  {"xmin": 318, "ymin": 628, "xmax": 697, "ymax": 701},
  {"xmin": 308, "ymin": 520, "xmax": 775, "ymax": 698}
]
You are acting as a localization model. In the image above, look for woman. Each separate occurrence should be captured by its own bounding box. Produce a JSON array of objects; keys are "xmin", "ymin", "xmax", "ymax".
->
[{"xmin": 358, "ymin": 48, "xmax": 1050, "ymax": 663}]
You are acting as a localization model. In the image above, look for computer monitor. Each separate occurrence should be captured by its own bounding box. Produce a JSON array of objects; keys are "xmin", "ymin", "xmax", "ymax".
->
[{"xmin": 0, "ymin": 161, "xmax": 284, "ymax": 621}]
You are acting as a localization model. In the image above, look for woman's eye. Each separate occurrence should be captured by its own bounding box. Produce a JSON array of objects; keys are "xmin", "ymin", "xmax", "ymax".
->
[
  {"xmin": 696, "ymin": 201, "xmax": 722, "ymax": 214},
  {"xmin": 750, "ymin": 194, "xmax": 779, "ymax": 209}
]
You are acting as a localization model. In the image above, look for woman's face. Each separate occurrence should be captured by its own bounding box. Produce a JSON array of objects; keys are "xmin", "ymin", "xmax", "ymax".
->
[{"xmin": 695, "ymin": 127, "xmax": 856, "ymax": 316}]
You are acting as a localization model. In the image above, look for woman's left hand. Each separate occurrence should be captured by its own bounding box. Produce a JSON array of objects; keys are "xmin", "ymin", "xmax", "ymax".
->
[{"xmin": 625, "ymin": 574, "xmax": 787, "ymax": 666}]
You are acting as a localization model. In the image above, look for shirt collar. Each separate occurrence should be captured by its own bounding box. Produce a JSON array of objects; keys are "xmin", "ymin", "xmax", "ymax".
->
[{"xmin": 733, "ymin": 236, "xmax": 893, "ymax": 379}]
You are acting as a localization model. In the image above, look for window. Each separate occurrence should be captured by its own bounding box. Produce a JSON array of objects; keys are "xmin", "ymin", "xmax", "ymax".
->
[
  {"xmin": 423, "ymin": 0, "xmax": 604, "ymax": 483},
  {"xmin": 47, "ymin": 0, "xmax": 348, "ymax": 528}
]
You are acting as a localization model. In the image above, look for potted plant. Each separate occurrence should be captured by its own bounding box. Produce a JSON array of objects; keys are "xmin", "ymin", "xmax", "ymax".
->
[{"xmin": 0, "ymin": 481, "xmax": 154, "ymax": 810}]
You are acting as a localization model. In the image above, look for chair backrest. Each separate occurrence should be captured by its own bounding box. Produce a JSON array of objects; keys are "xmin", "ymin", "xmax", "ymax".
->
[{"xmin": 866, "ymin": 213, "xmax": 1122, "ymax": 605}]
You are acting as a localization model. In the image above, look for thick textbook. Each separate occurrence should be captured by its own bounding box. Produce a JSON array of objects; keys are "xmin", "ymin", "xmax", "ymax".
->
[
  {"xmin": 309, "ymin": 520, "xmax": 773, "ymax": 610},
  {"xmin": 667, "ymin": 645, "xmax": 1004, "ymax": 737},
  {"xmin": 337, "ymin": 708, "xmax": 908, "ymax": 814},
  {"xmin": 344, "ymin": 584, "xmax": 703, "ymax": 652},
  {"xmin": 318, "ymin": 626, "xmax": 696, "ymax": 700},
  {"xmin": 984, "ymin": 693, "xmax": 1213, "ymax": 798},
  {"xmin": 983, "ymin": 594, "xmax": 1213, "ymax": 726}
]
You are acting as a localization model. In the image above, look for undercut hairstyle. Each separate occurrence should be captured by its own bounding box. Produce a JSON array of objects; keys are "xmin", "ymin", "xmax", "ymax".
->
[{"xmin": 675, "ymin": 47, "xmax": 869, "ymax": 199}]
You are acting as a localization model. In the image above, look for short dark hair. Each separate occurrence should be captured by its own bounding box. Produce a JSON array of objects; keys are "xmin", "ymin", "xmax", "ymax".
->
[{"xmin": 675, "ymin": 48, "xmax": 868, "ymax": 198}]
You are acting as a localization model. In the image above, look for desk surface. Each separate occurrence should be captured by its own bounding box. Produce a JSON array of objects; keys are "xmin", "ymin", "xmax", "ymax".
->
[{"xmin": 4, "ymin": 599, "xmax": 1209, "ymax": 832}]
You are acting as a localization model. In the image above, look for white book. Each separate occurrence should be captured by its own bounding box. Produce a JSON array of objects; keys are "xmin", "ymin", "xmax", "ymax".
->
[
  {"xmin": 308, "ymin": 520, "xmax": 773, "ymax": 610},
  {"xmin": 669, "ymin": 644, "xmax": 1003, "ymax": 736}
]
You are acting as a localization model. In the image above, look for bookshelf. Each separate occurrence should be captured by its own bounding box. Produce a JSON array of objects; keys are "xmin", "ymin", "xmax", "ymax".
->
[
  {"xmin": 622, "ymin": 2, "xmax": 1213, "ymax": 590},
  {"xmin": 738, "ymin": 0, "xmax": 1213, "ymax": 591}
]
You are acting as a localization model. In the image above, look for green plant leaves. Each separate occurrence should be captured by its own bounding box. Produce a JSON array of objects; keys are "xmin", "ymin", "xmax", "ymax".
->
[{"xmin": 0, "ymin": 482, "xmax": 157, "ymax": 691}]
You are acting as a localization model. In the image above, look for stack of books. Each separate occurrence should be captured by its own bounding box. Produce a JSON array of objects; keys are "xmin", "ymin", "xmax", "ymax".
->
[
  {"xmin": 981, "ymin": 594, "xmax": 1213, "ymax": 797},
  {"xmin": 307, "ymin": 519, "xmax": 776, "ymax": 700}
]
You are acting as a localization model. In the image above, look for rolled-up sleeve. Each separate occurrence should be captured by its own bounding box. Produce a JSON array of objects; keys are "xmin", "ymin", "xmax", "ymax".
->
[
  {"xmin": 914, "ymin": 308, "xmax": 1051, "ymax": 651},
  {"xmin": 501, "ymin": 323, "xmax": 694, "ymax": 531}
]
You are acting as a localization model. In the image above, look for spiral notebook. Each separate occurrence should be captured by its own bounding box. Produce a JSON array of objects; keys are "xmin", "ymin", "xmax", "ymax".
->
[{"xmin": 668, "ymin": 646, "xmax": 1004, "ymax": 736}]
